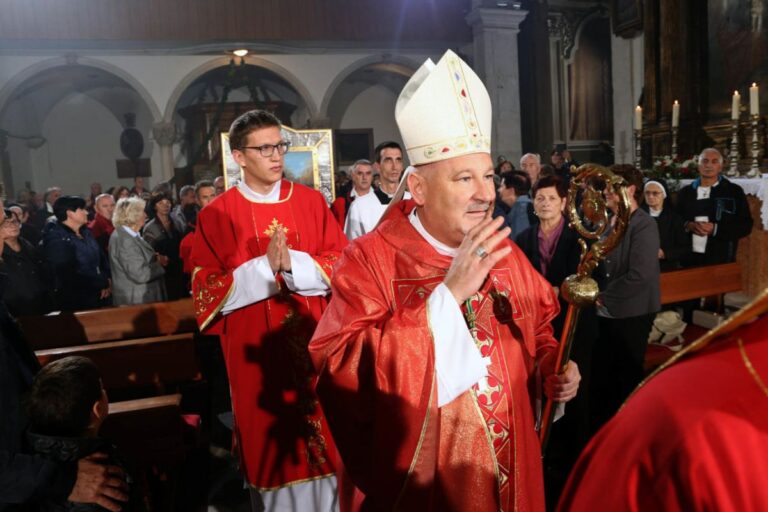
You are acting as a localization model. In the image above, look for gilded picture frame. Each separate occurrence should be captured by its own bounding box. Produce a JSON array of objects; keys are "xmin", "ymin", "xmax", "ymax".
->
[{"xmin": 220, "ymin": 126, "xmax": 336, "ymax": 204}]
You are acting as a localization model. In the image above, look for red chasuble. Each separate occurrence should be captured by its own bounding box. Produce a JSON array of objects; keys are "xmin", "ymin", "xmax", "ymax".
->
[
  {"xmin": 190, "ymin": 180, "xmax": 347, "ymax": 490},
  {"xmin": 558, "ymin": 305, "xmax": 768, "ymax": 512},
  {"xmin": 309, "ymin": 201, "xmax": 560, "ymax": 512}
]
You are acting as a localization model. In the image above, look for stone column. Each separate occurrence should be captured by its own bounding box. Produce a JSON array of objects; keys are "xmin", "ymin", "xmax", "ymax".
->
[
  {"xmin": 152, "ymin": 122, "xmax": 177, "ymax": 182},
  {"xmin": 466, "ymin": 7, "xmax": 529, "ymax": 163}
]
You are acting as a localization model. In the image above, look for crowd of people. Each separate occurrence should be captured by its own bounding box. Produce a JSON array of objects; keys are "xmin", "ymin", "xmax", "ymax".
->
[
  {"xmin": 0, "ymin": 176, "xmax": 222, "ymax": 317},
  {"xmin": 0, "ymin": 48, "xmax": 761, "ymax": 512}
]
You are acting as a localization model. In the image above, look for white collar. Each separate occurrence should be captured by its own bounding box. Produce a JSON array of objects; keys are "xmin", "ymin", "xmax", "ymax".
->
[
  {"xmin": 122, "ymin": 225, "xmax": 140, "ymax": 238},
  {"xmin": 238, "ymin": 180, "xmax": 280, "ymax": 203},
  {"xmin": 351, "ymin": 188, "xmax": 371, "ymax": 198},
  {"xmin": 409, "ymin": 208, "xmax": 458, "ymax": 257}
]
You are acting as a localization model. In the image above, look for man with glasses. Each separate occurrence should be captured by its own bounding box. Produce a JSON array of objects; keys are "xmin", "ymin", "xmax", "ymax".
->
[{"xmin": 191, "ymin": 110, "xmax": 346, "ymax": 511}]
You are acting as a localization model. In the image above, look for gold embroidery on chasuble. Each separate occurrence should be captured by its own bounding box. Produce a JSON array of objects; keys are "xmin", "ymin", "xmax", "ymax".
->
[
  {"xmin": 250, "ymin": 201, "xmax": 328, "ymax": 469},
  {"xmin": 466, "ymin": 269, "xmax": 524, "ymax": 510},
  {"xmin": 263, "ymin": 217, "xmax": 289, "ymax": 238},
  {"xmin": 194, "ymin": 271, "xmax": 230, "ymax": 318},
  {"xmin": 389, "ymin": 271, "xmax": 523, "ymax": 508}
]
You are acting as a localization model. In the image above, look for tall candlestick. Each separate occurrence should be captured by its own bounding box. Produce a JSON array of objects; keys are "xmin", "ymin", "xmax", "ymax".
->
[
  {"xmin": 728, "ymin": 118, "xmax": 739, "ymax": 177},
  {"xmin": 750, "ymin": 83, "xmax": 759, "ymax": 116},
  {"xmin": 749, "ymin": 114, "xmax": 760, "ymax": 177},
  {"xmin": 672, "ymin": 100, "xmax": 680, "ymax": 128},
  {"xmin": 634, "ymin": 106, "xmax": 642, "ymax": 130},
  {"xmin": 732, "ymin": 91, "xmax": 741, "ymax": 120},
  {"xmin": 634, "ymin": 128, "xmax": 642, "ymax": 170}
]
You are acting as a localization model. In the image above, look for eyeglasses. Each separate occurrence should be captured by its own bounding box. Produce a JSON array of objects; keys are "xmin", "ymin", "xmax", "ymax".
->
[
  {"xmin": 645, "ymin": 191, "xmax": 663, "ymax": 196},
  {"xmin": 240, "ymin": 141, "xmax": 291, "ymax": 157},
  {"xmin": 1, "ymin": 218, "xmax": 20, "ymax": 226}
]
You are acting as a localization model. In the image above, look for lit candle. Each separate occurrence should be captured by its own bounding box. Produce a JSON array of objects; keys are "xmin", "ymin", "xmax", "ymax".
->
[
  {"xmin": 732, "ymin": 91, "xmax": 741, "ymax": 120},
  {"xmin": 750, "ymin": 83, "xmax": 759, "ymax": 115},
  {"xmin": 635, "ymin": 105, "xmax": 642, "ymax": 130},
  {"xmin": 672, "ymin": 100, "xmax": 680, "ymax": 127}
]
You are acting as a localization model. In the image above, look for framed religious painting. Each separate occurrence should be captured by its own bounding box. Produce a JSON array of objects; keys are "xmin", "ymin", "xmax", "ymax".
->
[{"xmin": 220, "ymin": 126, "xmax": 336, "ymax": 204}]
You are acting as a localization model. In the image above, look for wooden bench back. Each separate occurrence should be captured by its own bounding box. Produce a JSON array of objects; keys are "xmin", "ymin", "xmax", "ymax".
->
[
  {"xmin": 659, "ymin": 262, "xmax": 743, "ymax": 304},
  {"xmin": 19, "ymin": 298, "xmax": 196, "ymax": 350},
  {"xmin": 35, "ymin": 333, "xmax": 200, "ymax": 393},
  {"xmin": 102, "ymin": 394, "xmax": 187, "ymax": 467}
]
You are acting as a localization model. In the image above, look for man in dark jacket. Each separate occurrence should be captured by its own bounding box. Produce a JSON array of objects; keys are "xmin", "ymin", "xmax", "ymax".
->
[
  {"xmin": 675, "ymin": 148, "xmax": 753, "ymax": 266},
  {"xmin": 25, "ymin": 356, "xmax": 140, "ymax": 512}
]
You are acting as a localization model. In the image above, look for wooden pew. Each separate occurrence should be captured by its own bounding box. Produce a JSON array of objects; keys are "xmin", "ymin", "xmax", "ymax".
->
[
  {"xmin": 659, "ymin": 262, "xmax": 742, "ymax": 304},
  {"xmin": 19, "ymin": 298, "xmax": 196, "ymax": 350},
  {"xmin": 35, "ymin": 333, "xmax": 200, "ymax": 394},
  {"xmin": 20, "ymin": 300, "xmax": 204, "ymax": 509},
  {"xmin": 646, "ymin": 262, "xmax": 744, "ymax": 369},
  {"xmin": 102, "ymin": 394, "xmax": 187, "ymax": 467}
]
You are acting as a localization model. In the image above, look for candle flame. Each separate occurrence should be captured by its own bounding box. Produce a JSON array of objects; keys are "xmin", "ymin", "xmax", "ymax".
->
[{"xmin": 753, "ymin": 83, "xmax": 758, "ymax": 87}]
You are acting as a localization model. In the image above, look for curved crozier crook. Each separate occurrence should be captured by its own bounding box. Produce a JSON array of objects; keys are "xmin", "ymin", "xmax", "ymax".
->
[{"xmin": 566, "ymin": 163, "xmax": 631, "ymax": 279}]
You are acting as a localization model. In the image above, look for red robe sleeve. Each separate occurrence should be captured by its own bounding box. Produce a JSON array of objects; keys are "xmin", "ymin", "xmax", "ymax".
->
[
  {"xmin": 190, "ymin": 204, "xmax": 236, "ymax": 334},
  {"xmin": 309, "ymin": 242, "xmax": 437, "ymax": 509}
]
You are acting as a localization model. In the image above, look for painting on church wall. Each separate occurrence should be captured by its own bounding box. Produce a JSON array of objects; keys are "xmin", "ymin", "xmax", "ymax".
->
[
  {"xmin": 708, "ymin": 0, "xmax": 768, "ymax": 117},
  {"xmin": 220, "ymin": 126, "xmax": 336, "ymax": 204}
]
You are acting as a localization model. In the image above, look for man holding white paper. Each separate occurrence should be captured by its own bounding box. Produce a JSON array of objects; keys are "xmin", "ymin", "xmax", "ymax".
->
[{"xmin": 675, "ymin": 148, "xmax": 753, "ymax": 266}]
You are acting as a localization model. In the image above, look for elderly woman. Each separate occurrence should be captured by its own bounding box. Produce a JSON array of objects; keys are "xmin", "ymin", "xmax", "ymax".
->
[
  {"xmin": 640, "ymin": 180, "xmax": 688, "ymax": 271},
  {"xmin": 592, "ymin": 165, "xmax": 660, "ymax": 432},
  {"xmin": 143, "ymin": 193, "xmax": 184, "ymax": 300},
  {"xmin": 42, "ymin": 196, "xmax": 111, "ymax": 311},
  {"xmin": 0, "ymin": 209, "xmax": 53, "ymax": 316},
  {"xmin": 514, "ymin": 175, "xmax": 597, "ymax": 501},
  {"xmin": 109, "ymin": 197, "xmax": 167, "ymax": 305}
]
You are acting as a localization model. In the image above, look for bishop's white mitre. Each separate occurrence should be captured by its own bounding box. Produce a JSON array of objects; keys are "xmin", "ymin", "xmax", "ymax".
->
[{"xmin": 395, "ymin": 49, "xmax": 492, "ymax": 166}]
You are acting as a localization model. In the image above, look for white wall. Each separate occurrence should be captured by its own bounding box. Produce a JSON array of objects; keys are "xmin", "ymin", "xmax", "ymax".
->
[
  {"xmin": 0, "ymin": 49, "xmax": 437, "ymax": 186},
  {"xmin": 29, "ymin": 93, "xmax": 154, "ymax": 196},
  {"xmin": 339, "ymin": 84, "xmax": 404, "ymax": 156},
  {"xmin": 611, "ymin": 33, "xmax": 644, "ymax": 164}
]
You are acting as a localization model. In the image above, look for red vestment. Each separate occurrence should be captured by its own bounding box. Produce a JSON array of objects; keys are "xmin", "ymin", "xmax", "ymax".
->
[
  {"xmin": 558, "ymin": 304, "xmax": 768, "ymax": 512},
  {"xmin": 87, "ymin": 214, "xmax": 114, "ymax": 254},
  {"xmin": 330, "ymin": 195, "xmax": 350, "ymax": 228},
  {"xmin": 190, "ymin": 180, "xmax": 347, "ymax": 490},
  {"xmin": 309, "ymin": 201, "xmax": 559, "ymax": 511},
  {"xmin": 179, "ymin": 230, "xmax": 195, "ymax": 275}
]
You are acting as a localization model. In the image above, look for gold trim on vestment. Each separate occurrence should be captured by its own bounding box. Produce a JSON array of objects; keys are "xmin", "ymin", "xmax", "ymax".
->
[
  {"xmin": 469, "ymin": 388, "xmax": 502, "ymax": 506},
  {"xmin": 738, "ymin": 338, "xmax": 768, "ymax": 397},
  {"xmin": 393, "ymin": 306, "xmax": 437, "ymax": 509},
  {"xmin": 194, "ymin": 266, "xmax": 236, "ymax": 332},
  {"xmin": 235, "ymin": 180, "xmax": 295, "ymax": 204},
  {"xmin": 313, "ymin": 260, "xmax": 331, "ymax": 288},
  {"xmin": 247, "ymin": 472, "xmax": 336, "ymax": 492}
]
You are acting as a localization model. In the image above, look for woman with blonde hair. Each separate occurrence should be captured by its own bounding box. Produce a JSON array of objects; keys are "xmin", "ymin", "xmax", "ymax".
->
[{"xmin": 109, "ymin": 197, "xmax": 167, "ymax": 305}]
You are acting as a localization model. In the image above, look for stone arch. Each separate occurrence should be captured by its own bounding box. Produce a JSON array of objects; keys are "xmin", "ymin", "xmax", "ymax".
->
[
  {"xmin": 318, "ymin": 54, "xmax": 421, "ymax": 121},
  {"xmin": 163, "ymin": 56, "xmax": 318, "ymax": 123},
  {"xmin": 0, "ymin": 55, "xmax": 161, "ymax": 122},
  {"xmin": 566, "ymin": 10, "xmax": 611, "ymax": 64}
]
